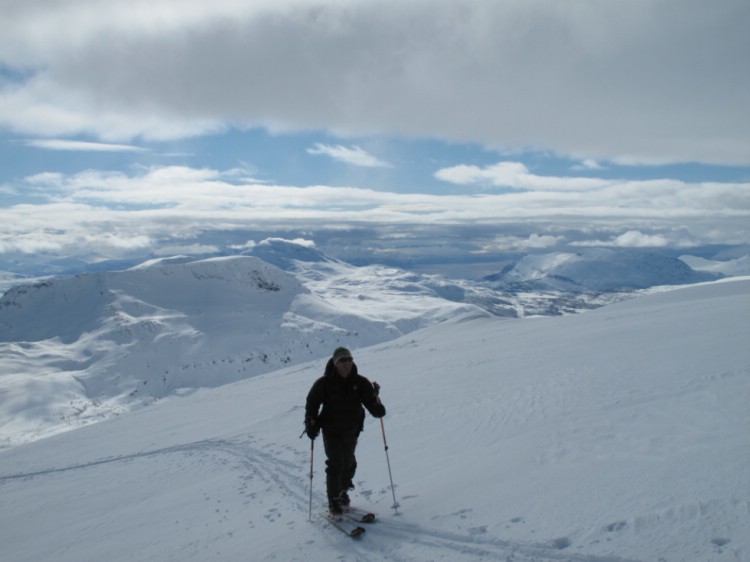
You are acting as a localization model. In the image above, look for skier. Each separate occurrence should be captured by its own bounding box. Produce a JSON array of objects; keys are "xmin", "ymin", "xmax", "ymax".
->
[{"xmin": 304, "ymin": 347, "xmax": 386, "ymax": 515}]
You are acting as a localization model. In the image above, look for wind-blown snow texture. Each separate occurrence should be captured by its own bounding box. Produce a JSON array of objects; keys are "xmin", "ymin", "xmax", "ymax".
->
[{"xmin": 1, "ymin": 275, "xmax": 748, "ymax": 562}]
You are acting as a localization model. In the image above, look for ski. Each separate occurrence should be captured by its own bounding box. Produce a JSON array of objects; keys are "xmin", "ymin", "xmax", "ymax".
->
[
  {"xmin": 321, "ymin": 513, "xmax": 366, "ymax": 538},
  {"xmin": 343, "ymin": 506, "xmax": 376, "ymax": 523}
]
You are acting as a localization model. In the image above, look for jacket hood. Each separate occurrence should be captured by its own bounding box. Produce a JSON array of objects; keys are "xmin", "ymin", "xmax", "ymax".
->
[{"xmin": 324, "ymin": 358, "xmax": 359, "ymax": 378}]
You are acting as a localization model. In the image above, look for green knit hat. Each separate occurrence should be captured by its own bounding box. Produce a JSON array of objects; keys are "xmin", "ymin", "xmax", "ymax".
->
[{"xmin": 332, "ymin": 347, "xmax": 353, "ymax": 364}]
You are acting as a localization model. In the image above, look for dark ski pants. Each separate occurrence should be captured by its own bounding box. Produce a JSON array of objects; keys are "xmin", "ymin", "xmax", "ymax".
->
[{"xmin": 322, "ymin": 430, "xmax": 358, "ymax": 501}]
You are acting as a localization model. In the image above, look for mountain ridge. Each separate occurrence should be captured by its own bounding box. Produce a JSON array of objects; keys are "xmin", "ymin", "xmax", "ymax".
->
[
  {"xmin": 483, "ymin": 247, "xmax": 720, "ymax": 291},
  {"xmin": 0, "ymin": 254, "xmax": 482, "ymax": 446},
  {"xmin": 0, "ymin": 243, "xmax": 742, "ymax": 449}
]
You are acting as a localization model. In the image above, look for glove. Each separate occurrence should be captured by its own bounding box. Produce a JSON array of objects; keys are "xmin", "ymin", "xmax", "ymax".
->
[
  {"xmin": 371, "ymin": 382, "xmax": 384, "ymax": 417},
  {"xmin": 305, "ymin": 418, "xmax": 319, "ymax": 440}
]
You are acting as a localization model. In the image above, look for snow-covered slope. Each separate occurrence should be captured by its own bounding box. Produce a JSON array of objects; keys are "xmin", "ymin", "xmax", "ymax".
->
[
  {"xmin": 680, "ymin": 253, "xmax": 750, "ymax": 276},
  {"xmin": 253, "ymin": 238, "xmax": 637, "ymax": 318},
  {"xmin": 0, "ymin": 242, "xmax": 735, "ymax": 449},
  {"xmin": 487, "ymin": 248, "xmax": 721, "ymax": 292},
  {"xmin": 1, "ymin": 277, "xmax": 747, "ymax": 562},
  {"xmin": 0, "ymin": 255, "xmax": 481, "ymax": 447}
]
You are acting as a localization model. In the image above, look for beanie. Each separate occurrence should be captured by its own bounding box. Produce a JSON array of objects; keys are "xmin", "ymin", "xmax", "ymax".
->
[{"xmin": 332, "ymin": 347, "xmax": 353, "ymax": 364}]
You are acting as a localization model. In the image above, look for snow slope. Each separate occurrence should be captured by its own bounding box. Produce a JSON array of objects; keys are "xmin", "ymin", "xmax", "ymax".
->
[
  {"xmin": 681, "ymin": 253, "xmax": 750, "ymax": 277},
  {"xmin": 0, "ymin": 244, "xmax": 656, "ymax": 450},
  {"xmin": 0, "ymin": 255, "xmax": 481, "ymax": 447},
  {"xmin": 1, "ymin": 277, "xmax": 748, "ymax": 562}
]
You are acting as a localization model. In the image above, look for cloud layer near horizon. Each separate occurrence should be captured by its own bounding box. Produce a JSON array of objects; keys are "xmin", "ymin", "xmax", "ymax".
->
[
  {"xmin": 2, "ymin": 0, "xmax": 749, "ymax": 165},
  {"xmin": 2, "ymin": 164, "xmax": 748, "ymax": 262}
]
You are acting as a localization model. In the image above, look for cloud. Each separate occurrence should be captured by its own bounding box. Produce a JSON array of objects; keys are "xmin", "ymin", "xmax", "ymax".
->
[
  {"xmin": 1, "ymin": 0, "xmax": 748, "ymax": 164},
  {"xmin": 24, "ymin": 139, "xmax": 147, "ymax": 152},
  {"xmin": 573, "ymin": 230, "xmax": 672, "ymax": 248},
  {"xmin": 229, "ymin": 240, "xmax": 257, "ymax": 251},
  {"xmin": 307, "ymin": 143, "xmax": 392, "ymax": 168},
  {"xmin": 613, "ymin": 231, "xmax": 670, "ymax": 247},
  {"xmin": 435, "ymin": 161, "xmax": 612, "ymax": 191},
  {"xmin": 479, "ymin": 233, "xmax": 565, "ymax": 252},
  {"xmin": 1, "ymin": 164, "xmax": 748, "ymax": 263},
  {"xmin": 258, "ymin": 237, "xmax": 316, "ymax": 248},
  {"xmin": 571, "ymin": 159, "xmax": 605, "ymax": 171}
]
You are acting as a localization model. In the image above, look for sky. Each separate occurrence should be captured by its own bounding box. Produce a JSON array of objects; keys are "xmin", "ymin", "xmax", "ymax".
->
[{"xmin": 1, "ymin": 0, "xmax": 749, "ymax": 273}]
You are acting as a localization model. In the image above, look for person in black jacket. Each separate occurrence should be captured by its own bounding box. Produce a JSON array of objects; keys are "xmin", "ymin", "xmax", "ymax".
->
[{"xmin": 305, "ymin": 347, "xmax": 385, "ymax": 514}]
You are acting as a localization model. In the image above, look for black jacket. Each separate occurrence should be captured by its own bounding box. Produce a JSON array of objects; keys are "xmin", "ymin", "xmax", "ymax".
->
[{"xmin": 305, "ymin": 360, "xmax": 385, "ymax": 435}]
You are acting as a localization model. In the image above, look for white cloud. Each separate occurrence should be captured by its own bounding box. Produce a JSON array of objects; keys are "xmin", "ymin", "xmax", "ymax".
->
[
  {"xmin": 1, "ymin": 165, "xmax": 747, "ymax": 261},
  {"xmin": 229, "ymin": 240, "xmax": 257, "ymax": 251},
  {"xmin": 571, "ymin": 159, "xmax": 605, "ymax": 171},
  {"xmin": 613, "ymin": 231, "xmax": 670, "ymax": 248},
  {"xmin": 1, "ymin": 0, "xmax": 747, "ymax": 164},
  {"xmin": 258, "ymin": 237, "xmax": 316, "ymax": 248},
  {"xmin": 94, "ymin": 233, "xmax": 153, "ymax": 250},
  {"xmin": 479, "ymin": 233, "xmax": 564, "ymax": 252},
  {"xmin": 435, "ymin": 161, "xmax": 612, "ymax": 191},
  {"xmin": 0, "ymin": 236, "xmax": 64, "ymax": 254},
  {"xmin": 573, "ymin": 230, "xmax": 675, "ymax": 248},
  {"xmin": 307, "ymin": 143, "xmax": 392, "ymax": 168},
  {"xmin": 24, "ymin": 139, "xmax": 147, "ymax": 152}
]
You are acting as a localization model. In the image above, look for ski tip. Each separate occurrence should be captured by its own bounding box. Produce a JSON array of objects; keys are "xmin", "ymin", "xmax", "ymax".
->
[{"xmin": 350, "ymin": 527, "xmax": 365, "ymax": 537}]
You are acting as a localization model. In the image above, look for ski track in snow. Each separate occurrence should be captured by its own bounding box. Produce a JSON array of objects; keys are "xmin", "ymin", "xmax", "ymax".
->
[
  {"xmin": 1, "ymin": 435, "xmax": 644, "ymax": 562},
  {"xmin": 341, "ymin": 517, "xmax": 645, "ymax": 562}
]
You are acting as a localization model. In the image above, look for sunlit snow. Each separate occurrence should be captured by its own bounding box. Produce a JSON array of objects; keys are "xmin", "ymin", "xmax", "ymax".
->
[{"xmin": 1, "ymin": 272, "xmax": 748, "ymax": 561}]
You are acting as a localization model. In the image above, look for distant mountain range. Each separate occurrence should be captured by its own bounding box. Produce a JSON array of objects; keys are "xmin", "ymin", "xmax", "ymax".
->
[
  {"xmin": 0, "ymin": 241, "xmax": 745, "ymax": 447},
  {"xmin": 482, "ymin": 247, "xmax": 721, "ymax": 292}
]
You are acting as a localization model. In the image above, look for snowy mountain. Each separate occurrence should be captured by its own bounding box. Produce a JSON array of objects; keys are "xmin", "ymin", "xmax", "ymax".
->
[
  {"xmin": 0, "ymin": 254, "xmax": 482, "ymax": 447},
  {"xmin": 484, "ymin": 248, "xmax": 721, "ymax": 292},
  {"xmin": 244, "ymin": 237, "xmax": 336, "ymax": 268},
  {"xmin": 0, "ymin": 242, "xmax": 738, "ymax": 449},
  {"xmin": 1, "ymin": 277, "xmax": 747, "ymax": 562},
  {"xmin": 250, "ymin": 239, "xmax": 646, "ymax": 317},
  {"xmin": 680, "ymin": 253, "xmax": 750, "ymax": 277}
]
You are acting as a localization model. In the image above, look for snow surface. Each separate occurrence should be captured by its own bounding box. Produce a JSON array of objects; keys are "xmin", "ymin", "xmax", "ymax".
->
[
  {"xmin": 1, "ymin": 277, "xmax": 748, "ymax": 562},
  {"xmin": 0, "ymin": 255, "xmax": 483, "ymax": 447},
  {"xmin": 0, "ymin": 248, "xmax": 651, "ymax": 449},
  {"xmin": 680, "ymin": 254, "xmax": 750, "ymax": 277},
  {"xmin": 490, "ymin": 248, "xmax": 720, "ymax": 292}
]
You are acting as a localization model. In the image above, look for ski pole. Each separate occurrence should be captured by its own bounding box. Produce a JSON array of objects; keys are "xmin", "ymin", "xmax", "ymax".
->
[
  {"xmin": 307, "ymin": 438, "xmax": 314, "ymax": 522},
  {"xmin": 379, "ymin": 417, "xmax": 400, "ymax": 513}
]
